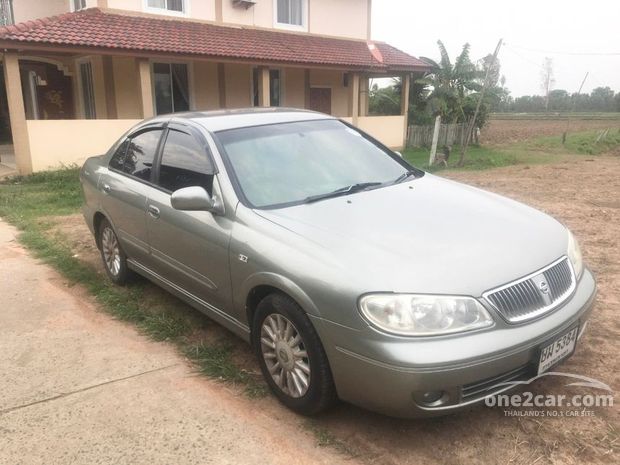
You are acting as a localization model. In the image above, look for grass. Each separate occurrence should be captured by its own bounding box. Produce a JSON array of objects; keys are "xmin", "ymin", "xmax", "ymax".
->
[
  {"xmin": 403, "ymin": 128, "xmax": 620, "ymax": 171},
  {"xmin": 0, "ymin": 167, "xmax": 267, "ymax": 398},
  {"xmin": 490, "ymin": 112, "xmax": 620, "ymax": 121}
]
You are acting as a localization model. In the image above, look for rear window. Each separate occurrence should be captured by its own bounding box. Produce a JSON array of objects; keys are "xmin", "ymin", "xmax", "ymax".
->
[{"xmin": 110, "ymin": 129, "xmax": 163, "ymax": 182}]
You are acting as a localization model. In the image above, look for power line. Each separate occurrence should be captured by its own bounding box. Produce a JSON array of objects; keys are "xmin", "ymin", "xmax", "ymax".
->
[{"xmin": 507, "ymin": 43, "xmax": 620, "ymax": 56}]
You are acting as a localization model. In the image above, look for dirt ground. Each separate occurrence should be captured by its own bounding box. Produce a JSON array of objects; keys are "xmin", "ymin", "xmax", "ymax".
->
[
  {"xmin": 52, "ymin": 155, "xmax": 619, "ymax": 465},
  {"xmin": 482, "ymin": 119, "xmax": 620, "ymax": 144}
]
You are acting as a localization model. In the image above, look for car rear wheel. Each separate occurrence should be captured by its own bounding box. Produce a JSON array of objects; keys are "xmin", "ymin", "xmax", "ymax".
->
[
  {"xmin": 252, "ymin": 293, "xmax": 337, "ymax": 415},
  {"xmin": 98, "ymin": 218, "xmax": 131, "ymax": 285}
]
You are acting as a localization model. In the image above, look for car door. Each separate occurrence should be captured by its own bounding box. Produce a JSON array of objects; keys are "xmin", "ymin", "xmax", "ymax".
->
[
  {"xmin": 146, "ymin": 122, "xmax": 234, "ymax": 313},
  {"xmin": 99, "ymin": 125, "xmax": 165, "ymax": 265}
]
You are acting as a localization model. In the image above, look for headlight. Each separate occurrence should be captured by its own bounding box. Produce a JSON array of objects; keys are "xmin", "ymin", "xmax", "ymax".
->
[
  {"xmin": 358, "ymin": 294, "xmax": 494, "ymax": 336},
  {"xmin": 567, "ymin": 230, "xmax": 583, "ymax": 280}
]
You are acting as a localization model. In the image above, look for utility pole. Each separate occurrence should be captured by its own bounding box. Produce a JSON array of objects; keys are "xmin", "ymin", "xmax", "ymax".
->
[
  {"xmin": 563, "ymin": 72, "xmax": 589, "ymax": 144},
  {"xmin": 458, "ymin": 38, "xmax": 503, "ymax": 167}
]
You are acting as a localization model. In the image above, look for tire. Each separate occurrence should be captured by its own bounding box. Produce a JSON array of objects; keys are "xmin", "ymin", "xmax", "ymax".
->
[
  {"xmin": 98, "ymin": 218, "xmax": 131, "ymax": 285},
  {"xmin": 252, "ymin": 293, "xmax": 337, "ymax": 416}
]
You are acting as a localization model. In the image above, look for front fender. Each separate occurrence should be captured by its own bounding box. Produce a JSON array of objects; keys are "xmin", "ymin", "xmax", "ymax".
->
[{"xmin": 239, "ymin": 271, "xmax": 323, "ymax": 320}]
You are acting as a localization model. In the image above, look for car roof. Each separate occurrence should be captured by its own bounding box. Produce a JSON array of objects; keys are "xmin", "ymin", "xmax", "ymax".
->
[{"xmin": 172, "ymin": 107, "xmax": 336, "ymax": 133}]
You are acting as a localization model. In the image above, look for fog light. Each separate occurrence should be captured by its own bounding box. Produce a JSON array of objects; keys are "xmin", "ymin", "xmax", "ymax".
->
[{"xmin": 413, "ymin": 390, "xmax": 448, "ymax": 406}]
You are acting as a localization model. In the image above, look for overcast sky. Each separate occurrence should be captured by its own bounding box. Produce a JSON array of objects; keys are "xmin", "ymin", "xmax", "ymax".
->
[{"xmin": 371, "ymin": 0, "xmax": 620, "ymax": 97}]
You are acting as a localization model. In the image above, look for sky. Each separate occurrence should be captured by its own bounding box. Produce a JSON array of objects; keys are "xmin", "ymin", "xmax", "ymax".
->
[{"xmin": 371, "ymin": 0, "xmax": 620, "ymax": 97}]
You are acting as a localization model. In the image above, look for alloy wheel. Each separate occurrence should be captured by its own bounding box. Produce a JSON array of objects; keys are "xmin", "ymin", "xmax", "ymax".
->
[
  {"xmin": 260, "ymin": 313, "xmax": 311, "ymax": 398},
  {"xmin": 101, "ymin": 226, "xmax": 121, "ymax": 277}
]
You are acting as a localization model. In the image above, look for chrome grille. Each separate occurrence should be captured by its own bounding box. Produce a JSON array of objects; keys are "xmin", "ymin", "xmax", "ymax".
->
[{"xmin": 483, "ymin": 257, "xmax": 575, "ymax": 323}]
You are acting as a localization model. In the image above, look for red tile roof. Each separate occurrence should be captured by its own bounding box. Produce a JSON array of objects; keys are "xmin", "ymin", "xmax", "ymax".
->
[{"xmin": 0, "ymin": 8, "xmax": 429, "ymax": 72}]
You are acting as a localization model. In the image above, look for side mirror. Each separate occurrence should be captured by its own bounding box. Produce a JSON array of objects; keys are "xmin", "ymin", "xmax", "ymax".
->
[
  {"xmin": 171, "ymin": 186, "xmax": 223, "ymax": 214},
  {"xmin": 394, "ymin": 151, "xmax": 403, "ymax": 158}
]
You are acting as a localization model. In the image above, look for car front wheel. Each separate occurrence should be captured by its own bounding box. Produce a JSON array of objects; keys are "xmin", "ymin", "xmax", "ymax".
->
[{"xmin": 252, "ymin": 293, "xmax": 337, "ymax": 415}]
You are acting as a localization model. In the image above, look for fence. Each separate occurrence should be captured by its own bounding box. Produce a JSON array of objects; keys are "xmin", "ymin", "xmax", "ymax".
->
[{"xmin": 407, "ymin": 122, "xmax": 470, "ymax": 148}]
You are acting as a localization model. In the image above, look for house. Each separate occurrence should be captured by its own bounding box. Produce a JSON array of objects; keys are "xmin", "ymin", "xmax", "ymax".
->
[{"xmin": 0, "ymin": 0, "xmax": 429, "ymax": 174}]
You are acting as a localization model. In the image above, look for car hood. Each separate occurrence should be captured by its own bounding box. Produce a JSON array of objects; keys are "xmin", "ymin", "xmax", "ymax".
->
[{"xmin": 254, "ymin": 174, "xmax": 569, "ymax": 297}]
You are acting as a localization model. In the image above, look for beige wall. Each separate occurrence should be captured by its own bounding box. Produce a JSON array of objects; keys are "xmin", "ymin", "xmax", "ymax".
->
[
  {"xmin": 111, "ymin": 57, "xmax": 141, "ymax": 118},
  {"xmin": 12, "ymin": 0, "xmax": 368, "ymax": 41},
  {"xmin": 223, "ymin": 63, "xmax": 252, "ymax": 108},
  {"xmin": 283, "ymin": 68, "xmax": 305, "ymax": 108},
  {"xmin": 26, "ymin": 119, "xmax": 140, "ymax": 171},
  {"xmin": 192, "ymin": 61, "xmax": 220, "ymax": 110},
  {"xmin": 12, "ymin": 0, "xmax": 69, "ymax": 23},
  {"xmin": 309, "ymin": 0, "xmax": 368, "ymax": 39},
  {"xmin": 342, "ymin": 115, "xmax": 406, "ymax": 149}
]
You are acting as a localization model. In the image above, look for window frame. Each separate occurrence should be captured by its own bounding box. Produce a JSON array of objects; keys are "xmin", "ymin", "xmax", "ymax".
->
[
  {"xmin": 273, "ymin": 0, "xmax": 308, "ymax": 32},
  {"xmin": 76, "ymin": 58, "xmax": 96, "ymax": 119},
  {"xmin": 153, "ymin": 122, "xmax": 218, "ymax": 194},
  {"xmin": 251, "ymin": 68, "xmax": 284, "ymax": 107},
  {"xmin": 143, "ymin": 0, "xmax": 189, "ymax": 17},
  {"xmin": 151, "ymin": 61, "xmax": 194, "ymax": 115},
  {"xmin": 69, "ymin": 0, "xmax": 87, "ymax": 12},
  {"xmin": 108, "ymin": 124, "xmax": 167, "ymax": 187}
]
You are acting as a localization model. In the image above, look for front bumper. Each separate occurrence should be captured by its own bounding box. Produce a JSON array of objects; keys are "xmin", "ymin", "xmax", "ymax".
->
[{"xmin": 311, "ymin": 268, "xmax": 597, "ymax": 418}]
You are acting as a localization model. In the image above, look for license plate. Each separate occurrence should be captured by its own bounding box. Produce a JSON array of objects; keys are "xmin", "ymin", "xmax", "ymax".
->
[{"xmin": 538, "ymin": 326, "xmax": 579, "ymax": 374}]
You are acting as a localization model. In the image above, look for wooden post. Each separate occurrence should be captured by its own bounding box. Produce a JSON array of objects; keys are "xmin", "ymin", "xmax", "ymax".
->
[
  {"xmin": 458, "ymin": 38, "xmax": 502, "ymax": 166},
  {"xmin": 136, "ymin": 58, "xmax": 154, "ymax": 118},
  {"xmin": 429, "ymin": 115, "xmax": 441, "ymax": 166},
  {"xmin": 401, "ymin": 73, "xmax": 411, "ymax": 149},
  {"xmin": 3, "ymin": 52, "xmax": 32, "ymax": 174},
  {"xmin": 258, "ymin": 67, "xmax": 270, "ymax": 107}
]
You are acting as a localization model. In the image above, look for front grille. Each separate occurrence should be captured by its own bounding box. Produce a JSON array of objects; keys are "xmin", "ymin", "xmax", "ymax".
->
[
  {"xmin": 462, "ymin": 364, "xmax": 534, "ymax": 401},
  {"xmin": 483, "ymin": 257, "xmax": 575, "ymax": 323}
]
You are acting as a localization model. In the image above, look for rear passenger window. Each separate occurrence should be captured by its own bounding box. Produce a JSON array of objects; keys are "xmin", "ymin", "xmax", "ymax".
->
[
  {"xmin": 158, "ymin": 129, "xmax": 215, "ymax": 193},
  {"xmin": 109, "ymin": 139, "xmax": 129, "ymax": 171},
  {"xmin": 124, "ymin": 129, "xmax": 162, "ymax": 181}
]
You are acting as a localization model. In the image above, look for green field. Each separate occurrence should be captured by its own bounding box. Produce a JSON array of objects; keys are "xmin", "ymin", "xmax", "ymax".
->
[
  {"xmin": 490, "ymin": 112, "xmax": 620, "ymax": 121},
  {"xmin": 403, "ymin": 129, "xmax": 620, "ymax": 171}
]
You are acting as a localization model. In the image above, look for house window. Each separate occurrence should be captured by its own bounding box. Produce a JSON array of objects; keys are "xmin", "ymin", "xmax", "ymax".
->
[
  {"xmin": 153, "ymin": 63, "xmax": 190, "ymax": 115},
  {"xmin": 275, "ymin": 0, "xmax": 306, "ymax": 28},
  {"xmin": 72, "ymin": 0, "xmax": 87, "ymax": 11},
  {"xmin": 0, "ymin": 0, "xmax": 14, "ymax": 25},
  {"xmin": 252, "ymin": 69, "xmax": 282, "ymax": 107},
  {"xmin": 79, "ymin": 61, "xmax": 96, "ymax": 119},
  {"xmin": 146, "ymin": 0, "xmax": 185, "ymax": 14}
]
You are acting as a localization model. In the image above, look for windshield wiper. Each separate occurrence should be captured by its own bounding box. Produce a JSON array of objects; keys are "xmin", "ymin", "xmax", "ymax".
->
[
  {"xmin": 303, "ymin": 182, "xmax": 382, "ymax": 204},
  {"xmin": 393, "ymin": 170, "xmax": 418, "ymax": 184}
]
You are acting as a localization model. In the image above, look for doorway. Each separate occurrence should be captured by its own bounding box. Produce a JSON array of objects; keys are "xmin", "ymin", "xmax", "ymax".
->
[{"xmin": 309, "ymin": 87, "xmax": 331, "ymax": 114}]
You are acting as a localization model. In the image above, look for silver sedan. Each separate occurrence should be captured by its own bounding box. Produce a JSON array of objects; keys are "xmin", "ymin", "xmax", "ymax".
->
[{"xmin": 80, "ymin": 109, "xmax": 596, "ymax": 417}]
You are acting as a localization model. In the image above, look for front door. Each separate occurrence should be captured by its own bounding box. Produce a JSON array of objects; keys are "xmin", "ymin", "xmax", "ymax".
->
[
  {"xmin": 309, "ymin": 87, "xmax": 332, "ymax": 114},
  {"xmin": 146, "ymin": 123, "xmax": 233, "ymax": 313}
]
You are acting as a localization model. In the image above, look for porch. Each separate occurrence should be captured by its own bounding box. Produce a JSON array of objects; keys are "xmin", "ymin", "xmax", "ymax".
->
[{"xmin": 0, "ymin": 8, "xmax": 429, "ymax": 174}]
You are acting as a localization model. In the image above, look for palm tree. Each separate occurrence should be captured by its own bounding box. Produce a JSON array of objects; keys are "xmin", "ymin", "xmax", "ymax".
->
[{"xmin": 418, "ymin": 41, "xmax": 481, "ymax": 123}]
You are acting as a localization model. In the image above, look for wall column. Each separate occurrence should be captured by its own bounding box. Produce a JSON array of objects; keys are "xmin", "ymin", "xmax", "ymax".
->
[
  {"xmin": 401, "ymin": 73, "xmax": 411, "ymax": 148},
  {"xmin": 349, "ymin": 72, "xmax": 360, "ymax": 125},
  {"xmin": 3, "ymin": 52, "xmax": 32, "ymax": 174},
  {"xmin": 258, "ymin": 67, "xmax": 270, "ymax": 107},
  {"xmin": 359, "ymin": 76, "xmax": 369, "ymax": 116},
  {"xmin": 136, "ymin": 58, "xmax": 154, "ymax": 118}
]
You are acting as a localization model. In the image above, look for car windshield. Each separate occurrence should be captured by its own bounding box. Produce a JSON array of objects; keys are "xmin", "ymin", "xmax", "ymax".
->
[{"xmin": 215, "ymin": 119, "xmax": 418, "ymax": 208}]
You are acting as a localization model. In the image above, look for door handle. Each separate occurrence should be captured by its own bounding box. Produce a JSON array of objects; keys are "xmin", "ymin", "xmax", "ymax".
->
[
  {"xmin": 102, "ymin": 183, "xmax": 111, "ymax": 194},
  {"xmin": 147, "ymin": 205, "xmax": 160, "ymax": 219}
]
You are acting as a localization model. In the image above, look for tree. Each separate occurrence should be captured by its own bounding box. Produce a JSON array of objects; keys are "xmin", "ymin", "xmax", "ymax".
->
[
  {"xmin": 368, "ymin": 81, "xmax": 401, "ymax": 116},
  {"xmin": 540, "ymin": 57, "xmax": 555, "ymax": 112},
  {"xmin": 418, "ymin": 41, "xmax": 481, "ymax": 124},
  {"xmin": 590, "ymin": 86, "xmax": 615, "ymax": 112}
]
